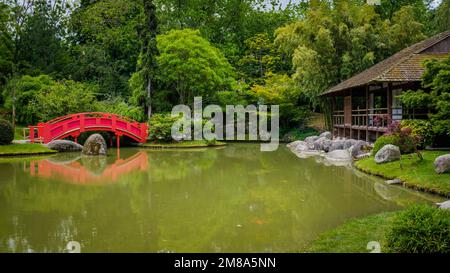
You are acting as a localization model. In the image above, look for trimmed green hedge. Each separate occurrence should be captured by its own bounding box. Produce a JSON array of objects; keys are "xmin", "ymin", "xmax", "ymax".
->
[
  {"xmin": 0, "ymin": 119, "xmax": 14, "ymax": 145},
  {"xmin": 372, "ymin": 135, "xmax": 398, "ymax": 155}
]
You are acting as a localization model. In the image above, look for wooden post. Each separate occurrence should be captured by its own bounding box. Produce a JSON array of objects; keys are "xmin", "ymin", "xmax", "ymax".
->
[
  {"xmin": 365, "ymin": 85, "xmax": 369, "ymax": 142},
  {"xmin": 29, "ymin": 126, "xmax": 35, "ymax": 143},
  {"xmin": 387, "ymin": 83, "xmax": 392, "ymax": 120},
  {"xmin": 116, "ymin": 134, "xmax": 120, "ymax": 149}
]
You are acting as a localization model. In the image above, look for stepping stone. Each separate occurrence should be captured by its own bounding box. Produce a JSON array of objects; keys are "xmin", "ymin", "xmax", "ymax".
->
[{"xmin": 385, "ymin": 179, "xmax": 402, "ymax": 185}]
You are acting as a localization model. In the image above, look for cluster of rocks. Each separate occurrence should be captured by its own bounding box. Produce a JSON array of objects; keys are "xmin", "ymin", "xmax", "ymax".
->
[
  {"xmin": 287, "ymin": 131, "xmax": 372, "ymax": 165},
  {"xmin": 289, "ymin": 131, "xmax": 450, "ymax": 175},
  {"xmin": 46, "ymin": 134, "xmax": 107, "ymax": 156}
]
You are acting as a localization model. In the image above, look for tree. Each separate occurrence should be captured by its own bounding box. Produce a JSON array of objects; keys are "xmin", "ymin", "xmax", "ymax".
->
[
  {"xmin": 69, "ymin": 0, "xmax": 142, "ymax": 98},
  {"xmin": 14, "ymin": 0, "xmax": 72, "ymax": 77},
  {"xmin": 0, "ymin": 3, "xmax": 13, "ymax": 88},
  {"xmin": 237, "ymin": 33, "xmax": 286, "ymax": 85},
  {"xmin": 2, "ymin": 75, "xmax": 98, "ymax": 124},
  {"xmin": 274, "ymin": 1, "xmax": 427, "ymax": 106},
  {"xmin": 140, "ymin": 0, "xmax": 158, "ymax": 118},
  {"xmin": 434, "ymin": 0, "xmax": 450, "ymax": 33},
  {"xmin": 375, "ymin": 0, "xmax": 431, "ymax": 20},
  {"xmin": 250, "ymin": 73, "xmax": 310, "ymax": 129},
  {"xmin": 154, "ymin": 0, "xmax": 300, "ymax": 74},
  {"xmin": 421, "ymin": 56, "xmax": 450, "ymax": 138},
  {"xmin": 155, "ymin": 29, "xmax": 236, "ymax": 105}
]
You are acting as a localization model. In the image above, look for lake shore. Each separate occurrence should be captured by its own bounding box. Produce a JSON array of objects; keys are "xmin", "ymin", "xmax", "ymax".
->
[
  {"xmin": 0, "ymin": 143, "xmax": 57, "ymax": 157},
  {"xmin": 354, "ymin": 151, "xmax": 450, "ymax": 198},
  {"xmin": 304, "ymin": 212, "xmax": 398, "ymax": 253}
]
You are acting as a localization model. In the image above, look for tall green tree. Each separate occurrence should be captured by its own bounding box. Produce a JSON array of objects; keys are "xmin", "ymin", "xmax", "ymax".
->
[
  {"xmin": 155, "ymin": 29, "xmax": 236, "ymax": 105},
  {"xmin": 69, "ymin": 0, "xmax": 143, "ymax": 98},
  {"xmin": 434, "ymin": 0, "xmax": 450, "ymax": 33},
  {"xmin": 0, "ymin": 3, "xmax": 13, "ymax": 89},
  {"xmin": 140, "ymin": 0, "xmax": 159, "ymax": 118},
  {"xmin": 14, "ymin": 0, "xmax": 72, "ymax": 77},
  {"xmin": 2, "ymin": 0, "xmax": 72, "ymax": 126},
  {"xmin": 237, "ymin": 33, "xmax": 287, "ymax": 85}
]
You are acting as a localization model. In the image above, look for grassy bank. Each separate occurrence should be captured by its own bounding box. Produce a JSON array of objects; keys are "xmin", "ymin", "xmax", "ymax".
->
[
  {"xmin": 0, "ymin": 143, "xmax": 57, "ymax": 156},
  {"xmin": 140, "ymin": 140, "xmax": 227, "ymax": 149},
  {"xmin": 305, "ymin": 212, "xmax": 398, "ymax": 253},
  {"xmin": 355, "ymin": 151, "xmax": 450, "ymax": 197}
]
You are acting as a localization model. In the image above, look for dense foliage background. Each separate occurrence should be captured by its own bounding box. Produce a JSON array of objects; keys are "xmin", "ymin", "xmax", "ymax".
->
[{"xmin": 0, "ymin": 0, "xmax": 449, "ymax": 137}]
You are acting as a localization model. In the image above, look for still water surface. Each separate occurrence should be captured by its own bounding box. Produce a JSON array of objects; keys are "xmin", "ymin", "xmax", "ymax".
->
[{"xmin": 0, "ymin": 144, "xmax": 442, "ymax": 252}]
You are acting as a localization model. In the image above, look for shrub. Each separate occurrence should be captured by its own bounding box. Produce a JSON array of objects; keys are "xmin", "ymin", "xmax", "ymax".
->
[
  {"xmin": 386, "ymin": 205, "xmax": 450, "ymax": 253},
  {"xmin": 0, "ymin": 119, "xmax": 14, "ymax": 145},
  {"xmin": 373, "ymin": 121, "xmax": 422, "ymax": 157},
  {"xmin": 372, "ymin": 135, "xmax": 399, "ymax": 155},
  {"xmin": 281, "ymin": 127, "xmax": 319, "ymax": 142},
  {"xmin": 148, "ymin": 113, "xmax": 179, "ymax": 142},
  {"xmin": 95, "ymin": 98, "xmax": 145, "ymax": 122},
  {"xmin": 401, "ymin": 119, "xmax": 435, "ymax": 147}
]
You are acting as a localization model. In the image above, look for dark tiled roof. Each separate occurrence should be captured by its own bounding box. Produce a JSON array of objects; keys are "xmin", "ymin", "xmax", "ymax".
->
[{"xmin": 322, "ymin": 29, "xmax": 450, "ymax": 95}]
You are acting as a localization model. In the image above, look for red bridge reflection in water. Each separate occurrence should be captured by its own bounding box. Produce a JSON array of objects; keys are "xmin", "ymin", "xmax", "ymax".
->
[{"xmin": 29, "ymin": 152, "xmax": 148, "ymax": 185}]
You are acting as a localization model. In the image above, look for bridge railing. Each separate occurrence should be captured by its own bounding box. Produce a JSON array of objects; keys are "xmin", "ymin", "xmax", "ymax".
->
[{"xmin": 29, "ymin": 112, "xmax": 148, "ymax": 144}]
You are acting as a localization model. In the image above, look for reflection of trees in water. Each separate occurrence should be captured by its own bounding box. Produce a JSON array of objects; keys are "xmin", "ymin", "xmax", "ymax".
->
[{"xmin": 145, "ymin": 148, "xmax": 219, "ymax": 181}]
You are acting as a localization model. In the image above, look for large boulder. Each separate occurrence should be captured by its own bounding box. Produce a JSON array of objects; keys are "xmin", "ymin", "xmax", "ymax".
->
[
  {"xmin": 319, "ymin": 131, "xmax": 333, "ymax": 140},
  {"xmin": 46, "ymin": 140, "xmax": 83, "ymax": 152},
  {"xmin": 287, "ymin": 141, "xmax": 310, "ymax": 153},
  {"xmin": 329, "ymin": 139, "xmax": 346, "ymax": 152},
  {"xmin": 343, "ymin": 139, "xmax": 358, "ymax": 149},
  {"xmin": 434, "ymin": 154, "xmax": 450, "ymax": 174},
  {"xmin": 374, "ymin": 144, "xmax": 401, "ymax": 164},
  {"xmin": 436, "ymin": 200, "xmax": 450, "ymax": 210},
  {"xmin": 287, "ymin": 141, "xmax": 303, "ymax": 149},
  {"xmin": 305, "ymin": 136, "xmax": 320, "ymax": 149},
  {"xmin": 293, "ymin": 141, "xmax": 309, "ymax": 152},
  {"xmin": 313, "ymin": 137, "xmax": 332, "ymax": 152},
  {"xmin": 349, "ymin": 140, "xmax": 372, "ymax": 158},
  {"xmin": 82, "ymin": 134, "xmax": 107, "ymax": 156}
]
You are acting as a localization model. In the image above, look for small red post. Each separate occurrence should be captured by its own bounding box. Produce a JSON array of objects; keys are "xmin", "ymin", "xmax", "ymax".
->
[
  {"xmin": 109, "ymin": 137, "xmax": 113, "ymax": 147},
  {"xmin": 116, "ymin": 134, "xmax": 120, "ymax": 149}
]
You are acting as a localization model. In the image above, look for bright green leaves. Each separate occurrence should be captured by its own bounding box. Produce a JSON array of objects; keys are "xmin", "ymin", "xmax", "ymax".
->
[{"xmin": 156, "ymin": 29, "xmax": 236, "ymax": 105}]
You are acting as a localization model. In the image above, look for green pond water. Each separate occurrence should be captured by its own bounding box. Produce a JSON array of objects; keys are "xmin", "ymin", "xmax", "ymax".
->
[{"xmin": 0, "ymin": 144, "xmax": 443, "ymax": 253}]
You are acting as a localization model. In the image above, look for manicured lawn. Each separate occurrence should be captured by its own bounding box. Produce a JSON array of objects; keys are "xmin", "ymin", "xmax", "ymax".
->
[
  {"xmin": 140, "ymin": 140, "xmax": 227, "ymax": 149},
  {"xmin": 355, "ymin": 151, "xmax": 450, "ymax": 197},
  {"xmin": 0, "ymin": 143, "xmax": 57, "ymax": 156},
  {"xmin": 305, "ymin": 212, "xmax": 398, "ymax": 253}
]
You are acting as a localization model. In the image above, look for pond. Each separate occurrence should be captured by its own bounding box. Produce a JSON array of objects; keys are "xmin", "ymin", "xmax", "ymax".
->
[{"xmin": 0, "ymin": 144, "xmax": 443, "ymax": 253}]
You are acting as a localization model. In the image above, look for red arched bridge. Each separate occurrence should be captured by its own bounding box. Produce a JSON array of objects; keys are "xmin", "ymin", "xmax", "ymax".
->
[{"xmin": 28, "ymin": 112, "xmax": 148, "ymax": 147}]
